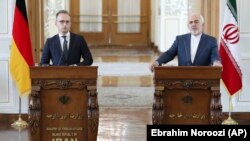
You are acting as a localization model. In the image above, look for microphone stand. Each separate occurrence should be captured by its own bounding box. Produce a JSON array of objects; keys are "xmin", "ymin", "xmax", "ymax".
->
[{"xmin": 57, "ymin": 49, "xmax": 64, "ymax": 66}]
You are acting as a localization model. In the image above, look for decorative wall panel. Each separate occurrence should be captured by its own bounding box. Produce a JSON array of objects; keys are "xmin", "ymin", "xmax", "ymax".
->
[
  {"xmin": 0, "ymin": 60, "xmax": 9, "ymax": 102},
  {"xmin": 43, "ymin": 0, "xmax": 66, "ymax": 41},
  {"xmin": 239, "ymin": 1, "xmax": 250, "ymax": 33},
  {"xmin": 0, "ymin": 0, "xmax": 8, "ymax": 34}
]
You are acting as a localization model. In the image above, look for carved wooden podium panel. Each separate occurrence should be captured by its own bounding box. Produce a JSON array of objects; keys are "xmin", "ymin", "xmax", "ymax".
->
[
  {"xmin": 29, "ymin": 66, "xmax": 98, "ymax": 141},
  {"xmin": 152, "ymin": 66, "xmax": 222, "ymax": 125}
]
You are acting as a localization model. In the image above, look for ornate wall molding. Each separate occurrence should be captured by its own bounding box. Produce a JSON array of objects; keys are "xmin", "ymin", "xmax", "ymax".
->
[
  {"xmin": 0, "ymin": 0, "xmax": 9, "ymax": 37},
  {"xmin": 43, "ymin": 0, "xmax": 66, "ymax": 40}
]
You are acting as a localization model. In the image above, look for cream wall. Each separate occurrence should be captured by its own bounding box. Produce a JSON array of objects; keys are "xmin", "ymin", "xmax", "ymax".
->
[{"xmin": 151, "ymin": 0, "xmax": 200, "ymax": 52}]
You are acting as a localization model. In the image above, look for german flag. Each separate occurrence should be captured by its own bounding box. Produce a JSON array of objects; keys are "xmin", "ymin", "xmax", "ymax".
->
[{"xmin": 9, "ymin": 0, "xmax": 34, "ymax": 96}]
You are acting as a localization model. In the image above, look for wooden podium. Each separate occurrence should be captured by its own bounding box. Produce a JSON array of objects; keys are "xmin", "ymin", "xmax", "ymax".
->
[
  {"xmin": 152, "ymin": 66, "xmax": 222, "ymax": 125},
  {"xmin": 28, "ymin": 66, "xmax": 99, "ymax": 141}
]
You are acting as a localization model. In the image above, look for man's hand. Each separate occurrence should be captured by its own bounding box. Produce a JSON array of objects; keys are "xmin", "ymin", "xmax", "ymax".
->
[
  {"xmin": 212, "ymin": 60, "xmax": 222, "ymax": 66},
  {"xmin": 149, "ymin": 61, "xmax": 159, "ymax": 72}
]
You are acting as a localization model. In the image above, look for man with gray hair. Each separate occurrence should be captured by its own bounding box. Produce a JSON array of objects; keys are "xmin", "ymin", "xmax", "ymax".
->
[{"xmin": 150, "ymin": 13, "xmax": 220, "ymax": 72}]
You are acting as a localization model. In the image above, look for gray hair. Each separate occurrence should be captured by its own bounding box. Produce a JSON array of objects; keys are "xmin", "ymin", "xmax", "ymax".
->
[
  {"xmin": 199, "ymin": 14, "xmax": 204, "ymax": 24},
  {"xmin": 189, "ymin": 13, "xmax": 204, "ymax": 24}
]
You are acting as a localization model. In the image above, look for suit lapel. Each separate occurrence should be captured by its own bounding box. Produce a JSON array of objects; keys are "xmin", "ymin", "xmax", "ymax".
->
[
  {"xmin": 55, "ymin": 35, "xmax": 63, "ymax": 55},
  {"xmin": 193, "ymin": 34, "xmax": 206, "ymax": 64}
]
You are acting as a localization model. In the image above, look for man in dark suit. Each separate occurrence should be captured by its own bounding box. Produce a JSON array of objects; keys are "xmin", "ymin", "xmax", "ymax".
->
[
  {"xmin": 40, "ymin": 10, "xmax": 93, "ymax": 66},
  {"xmin": 150, "ymin": 13, "xmax": 221, "ymax": 72}
]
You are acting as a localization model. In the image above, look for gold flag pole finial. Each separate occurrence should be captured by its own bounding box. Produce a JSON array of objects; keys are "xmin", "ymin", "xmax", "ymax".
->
[
  {"xmin": 222, "ymin": 95, "xmax": 238, "ymax": 125},
  {"xmin": 11, "ymin": 97, "xmax": 29, "ymax": 130}
]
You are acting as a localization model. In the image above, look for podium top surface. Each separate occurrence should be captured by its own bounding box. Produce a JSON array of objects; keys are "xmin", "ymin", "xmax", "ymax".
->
[
  {"xmin": 30, "ymin": 66, "xmax": 98, "ymax": 79},
  {"xmin": 154, "ymin": 66, "xmax": 222, "ymax": 79}
]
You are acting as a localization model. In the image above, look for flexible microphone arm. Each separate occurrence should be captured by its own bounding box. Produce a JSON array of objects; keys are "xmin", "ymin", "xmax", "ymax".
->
[{"xmin": 57, "ymin": 47, "xmax": 64, "ymax": 66}]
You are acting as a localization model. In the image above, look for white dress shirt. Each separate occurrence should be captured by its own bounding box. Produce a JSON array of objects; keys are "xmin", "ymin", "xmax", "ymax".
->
[
  {"xmin": 59, "ymin": 32, "xmax": 70, "ymax": 50},
  {"xmin": 190, "ymin": 34, "xmax": 202, "ymax": 63}
]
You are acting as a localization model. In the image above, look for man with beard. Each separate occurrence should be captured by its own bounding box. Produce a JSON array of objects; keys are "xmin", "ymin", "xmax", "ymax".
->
[{"xmin": 150, "ymin": 13, "xmax": 221, "ymax": 72}]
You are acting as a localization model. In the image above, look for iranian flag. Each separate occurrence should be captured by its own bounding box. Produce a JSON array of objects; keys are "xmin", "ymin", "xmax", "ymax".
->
[{"xmin": 219, "ymin": 0, "xmax": 242, "ymax": 95}]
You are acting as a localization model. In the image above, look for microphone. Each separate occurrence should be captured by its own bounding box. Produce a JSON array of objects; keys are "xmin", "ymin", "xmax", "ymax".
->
[
  {"xmin": 39, "ymin": 63, "xmax": 50, "ymax": 66},
  {"xmin": 57, "ymin": 49, "xmax": 64, "ymax": 66}
]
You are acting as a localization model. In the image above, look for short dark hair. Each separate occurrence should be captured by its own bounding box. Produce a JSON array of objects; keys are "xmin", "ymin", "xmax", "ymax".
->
[{"xmin": 56, "ymin": 10, "xmax": 70, "ymax": 19}]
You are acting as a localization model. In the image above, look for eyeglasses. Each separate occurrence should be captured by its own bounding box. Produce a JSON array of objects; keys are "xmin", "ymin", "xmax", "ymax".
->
[
  {"xmin": 189, "ymin": 20, "xmax": 200, "ymax": 24},
  {"xmin": 57, "ymin": 20, "xmax": 71, "ymax": 24}
]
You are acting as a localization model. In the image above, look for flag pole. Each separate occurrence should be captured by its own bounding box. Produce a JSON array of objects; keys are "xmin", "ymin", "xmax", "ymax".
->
[
  {"xmin": 11, "ymin": 96, "xmax": 29, "ymax": 129},
  {"xmin": 222, "ymin": 95, "xmax": 238, "ymax": 125}
]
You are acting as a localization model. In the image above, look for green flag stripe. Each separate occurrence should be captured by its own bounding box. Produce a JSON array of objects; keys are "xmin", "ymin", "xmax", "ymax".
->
[{"xmin": 227, "ymin": 0, "xmax": 238, "ymax": 22}]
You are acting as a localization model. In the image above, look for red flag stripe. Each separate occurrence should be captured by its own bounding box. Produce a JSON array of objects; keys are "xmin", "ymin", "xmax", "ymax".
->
[
  {"xmin": 12, "ymin": 6, "xmax": 34, "ymax": 66},
  {"xmin": 220, "ymin": 40, "xmax": 242, "ymax": 95}
]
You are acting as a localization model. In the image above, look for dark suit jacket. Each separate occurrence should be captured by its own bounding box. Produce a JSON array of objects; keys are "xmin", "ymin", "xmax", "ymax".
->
[
  {"xmin": 157, "ymin": 33, "xmax": 220, "ymax": 66},
  {"xmin": 40, "ymin": 32, "xmax": 93, "ymax": 66}
]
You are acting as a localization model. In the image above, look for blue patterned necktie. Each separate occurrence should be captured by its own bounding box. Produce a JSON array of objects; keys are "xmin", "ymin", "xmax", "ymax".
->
[{"xmin": 62, "ymin": 36, "xmax": 68, "ymax": 61}]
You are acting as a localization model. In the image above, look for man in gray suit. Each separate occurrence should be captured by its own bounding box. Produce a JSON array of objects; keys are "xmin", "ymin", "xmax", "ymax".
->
[
  {"xmin": 40, "ymin": 10, "xmax": 93, "ymax": 66},
  {"xmin": 150, "ymin": 13, "xmax": 221, "ymax": 72}
]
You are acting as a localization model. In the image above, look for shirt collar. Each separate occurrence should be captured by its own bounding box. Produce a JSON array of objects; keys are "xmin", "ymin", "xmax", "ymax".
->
[
  {"xmin": 59, "ymin": 32, "xmax": 70, "ymax": 38},
  {"xmin": 191, "ymin": 33, "xmax": 202, "ymax": 39}
]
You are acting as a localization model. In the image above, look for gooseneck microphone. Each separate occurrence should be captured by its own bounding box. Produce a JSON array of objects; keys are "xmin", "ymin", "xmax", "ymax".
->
[
  {"xmin": 57, "ymin": 49, "xmax": 64, "ymax": 66},
  {"xmin": 58, "ymin": 37, "xmax": 68, "ymax": 66}
]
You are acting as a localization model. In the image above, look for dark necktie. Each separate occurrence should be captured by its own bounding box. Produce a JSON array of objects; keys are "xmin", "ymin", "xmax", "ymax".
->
[{"xmin": 62, "ymin": 36, "xmax": 68, "ymax": 61}]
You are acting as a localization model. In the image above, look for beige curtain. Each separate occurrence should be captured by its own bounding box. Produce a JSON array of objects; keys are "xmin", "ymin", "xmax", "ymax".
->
[
  {"xmin": 80, "ymin": 0, "xmax": 102, "ymax": 32},
  {"xmin": 118, "ymin": 0, "xmax": 140, "ymax": 33}
]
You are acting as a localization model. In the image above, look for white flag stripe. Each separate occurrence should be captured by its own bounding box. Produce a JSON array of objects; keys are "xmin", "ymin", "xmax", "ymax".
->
[{"xmin": 222, "ymin": 5, "xmax": 240, "ymax": 66}]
